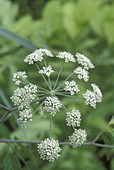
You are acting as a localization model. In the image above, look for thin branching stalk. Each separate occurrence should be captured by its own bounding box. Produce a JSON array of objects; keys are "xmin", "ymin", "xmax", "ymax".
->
[
  {"xmin": 49, "ymin": 113, "xmax": 52, "ymax": 139},
  {"xmin": 35, "ymin": 63, "xmax": 51, "ymax": 90},
  {"xmin": 55, "ymin": 71, "xmax": 74, "ymax": 91},
  {"xmin": 53, "ymin": 61, "xmax": 65, "ymax": 90}
]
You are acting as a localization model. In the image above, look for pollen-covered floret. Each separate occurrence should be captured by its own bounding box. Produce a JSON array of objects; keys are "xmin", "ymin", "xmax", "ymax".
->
[
  {"xmin": 57, "ymin": 52, "xmax": 76, "ymax": 63},
  {"xmin": 37, "ymin": 138, "xmax": 62, "ymax": 162},
  {"xmin": 91, "ymin": 84, "xmax": 102, "ymax": 103},
  {"xmin": 24, "ymin": 49, "xmax": 54, "ymax": 64},
  {"xmin": 83, "ymin": 90, "xmax": 96, "ymax": 108},
  {"xmin": 43, "ymin": 96, "xmax": 62, "ymax": 116},
  {"xmin": 69, "ymin": 129, "xmax": 87, "ymax": 148},
  {"xmin": 66, "ymin": 108, "xmax": 81, "ymax": 127},
  {"xmin": 10, "ymin": 83, "xmax": 37, "ymax": 127},
  {"xmin": 12, "ymin": 71, "xmax": 27, "ymax": 85},
  {"xmin": 75, "ymin": 53, "xmax": 94, "ymax": 70},
  {"xmin": 64, "ymin": 81, "xmax": 80, "ymax": 95},
  {"xmin": 39, "ymin": 65, "xmax": 54, "ymax": 77},
  {"xmin": 74, "ymin": 67, "xmax": 89, "ymax": 82}
]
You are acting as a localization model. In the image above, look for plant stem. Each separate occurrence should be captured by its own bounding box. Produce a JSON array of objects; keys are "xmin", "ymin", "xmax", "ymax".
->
[
  {"xmin": 0, "ymin": 97, "xmax": 45, "ymax": 124},
  {"xmin": 91, "ymin": 122, "xmax": 110, "ymax": 144},
  {"xmin": 35, "ymin": 63, "xmax": 51, "ymax": 90},
  {"xmin": 55, "ymin": 72, "xmax": 74, "ymax": 91},
  {"xmin": 53, "ymin": 61, "xmax": 64, "ymax": 90},
  {"xmin": 0, "ymin": 139, "xmax": 113, "ymax": 148},
  {"xmin": 56, "ymin": 92, "xmax": 83, "ymax": 99},
  {"xmin": 49, "ymin": 113, "xmax": 52, "ymax": 139}
]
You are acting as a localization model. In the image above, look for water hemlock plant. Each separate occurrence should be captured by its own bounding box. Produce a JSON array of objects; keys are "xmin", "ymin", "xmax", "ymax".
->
[{"xmin": 10, "ymin": 49, "xmax": 102, "ymax": 162}]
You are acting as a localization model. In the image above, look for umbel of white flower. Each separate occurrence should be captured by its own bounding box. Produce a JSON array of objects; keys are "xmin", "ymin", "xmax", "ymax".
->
[
  {"xmin": 64, "ymin": 81, "xmax": 80, "ymax": 95},
  {"xmin": 43, "ymin": 96, "xmax": 62, "ymax": 116},
  {"xmin": 39, "ymin": 65, "xmax": 54, "ymax": 77},
  {"xmin": 74, "ymin": 67, "xmax": 89, "ymax": 82},
  {"xmin": 83, "ymin": 84, "xmax": 102, "ymax": 108},
  {"xmin": 57, "ymin": 52, "xmax": 76, "ymax": 63},
  {"xmin": 75, "ymin": 53, "xmax": 95, "ymax": 70},
  {"xmin": 12, "ymin": 71, "xmax": 27, "ymax": 85},
  {"xmin": 69, "ymin": 129, "xmax": 87, "ymax": 148},
  {"xmin": 10, "ymin": 83, "xmax": 37, "ymax": 127},
  {"xmin": 24, "ymin": 49, "xmax": 54, "ymax": 64},
  {"xmin": 37, "ymin": 138, "xmax": 62, "ymax": 162},
  {"xmin": 10, "ymin": 48, "xmax": 103, "ymax": 161},
  {"xmin": 66, "ymin": 108, "xmax": 81, "ymax": 127}
]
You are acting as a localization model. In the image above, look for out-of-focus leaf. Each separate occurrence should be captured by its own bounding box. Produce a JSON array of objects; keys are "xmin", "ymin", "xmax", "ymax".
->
[
  {"xmin": 0, "ymin": 87, "xmax": 11, "ymax": 107},
  {"xmin": 109, "ymin": 116, "xmax": 114, "ymax": 126},
  {"xmin": 75, "ymin": 0, "xmax": 100, "ymax": 23},
  {"xmin": 11, "ymin": 115, "xmax": 61, "ymax": 140},
  {"xmin": 111, "ymin": 158, "xmax": 114, "ymax": 170},
  {"xmin": 4, "ymin": 152, "xmax": 22, "ymax": 170},
  {"xmin": 104, "ymin": 21, "xmax": 114, "ymax": 44},
  {"xmin": 63, "ymin": 2, "xmax": 80, "ymax": 38},
  {"xmin": 0, "ymin": 0, "xmax": 18, "ymax": 28},
  {"xmin": 42, "ymin": 1, "xmax": 63, "ymax": 37},
  {"xmin": 0, "ymin": 26, "xmax": 38, "ymax": 51}
]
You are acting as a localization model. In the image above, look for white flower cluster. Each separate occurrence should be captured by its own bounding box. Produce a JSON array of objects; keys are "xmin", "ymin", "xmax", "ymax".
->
[
  {"xmin": 69, "ymin": 129, "xmax": 87, "ymax": 148},
  {"xmin": 74, "ymin": 67, "xmax": 89, "ymax": 82},
  {"xmin": 43, "ymin": 96, "xmax": 62, "ymax": 116},
  {"xmin": 24, "ymin": 49, "xmax": 54, "ymax": 64},
  {"xmin": 38, "ymin": 138, "xmax": 62, "ymax": 162},
  {"xmin": 91, "ymin": 84, "xmax": 102, "ymax": 102},
  {"xmin": 75, "ymin": 53, "xmax": 95, "ymax": 70},
  {"xmin": 64, "ymin": 81, "xmax": 80, "ymax": 95},
  {"xmin": 10, "ymin": 83, "xmax": 37, "ymax": 127},
  {"xmin": 66, "ymin": 108, "xmax": 81, "ymax": 127},
  {"xmin": 83, "ymin": 84, "xmax": 102, "ymax": 108},
  {"xmin": 39, "ymin": 65, "xmax": 54, "ymax": 77},
  {"xmin": 12, "ymin": 71, "xmax": 27, "ymax": 85},
  {"xmin": 57, "ymin": 52, "xmax": 76, "ymax": 63}
]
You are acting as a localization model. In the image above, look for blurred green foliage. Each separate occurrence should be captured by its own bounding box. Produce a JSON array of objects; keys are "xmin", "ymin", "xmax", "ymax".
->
[{"xmin": 0, "ymin": 0, "xmax": 114, "ymax": 169}]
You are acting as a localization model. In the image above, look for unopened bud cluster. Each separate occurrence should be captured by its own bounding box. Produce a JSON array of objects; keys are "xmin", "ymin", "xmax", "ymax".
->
[
  {"xmin": 66, "ymin": 108, "xmax": 81, "ymax": 127},
  {"xmin": 69, "ymin": 129, "xmax": 87, "ymax": 148},
  {"xmin": 37, "ymin": 138, "xmax": 61, "ymax": 162},
  {"xmin": 43, "ymin": 96, "xmax": 62, "ymax": 116}
]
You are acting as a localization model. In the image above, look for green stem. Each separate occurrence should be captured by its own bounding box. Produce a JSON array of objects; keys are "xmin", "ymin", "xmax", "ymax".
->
[
  {"xmin": 0, "ymin": 139, "xmax": 113, "ymax": 148},
  {"xmin": 55, "ymin": 72, "xmax": 74, "ymax": 91},
  {"xmin": 0, "ymin": 97, "xmax": 45, "ymax": 124},
  {"xmin": 35, "ymin": 63, "xmax": 51, "ymax": 90},
  {"xmin": 0, "ymin": 111, "xmax": 10, "ymax": 123},
  {"xmin": 49, "ymin": 113, "xmax": 52, "ymax": 139},
  {"xmin": 91, "ymin": 122, "xmax": 110, "ymax": 144},
  {"xmin": 53, "ymin": 61, "xmax": 64, "ymax": 90},
  {"xmin": 56, "ymin": 92, "xmax": 83, "ymax": 99},
  {"xmin": 33, "ymin": 100, "xmax": 45, "ymax": 115},
  {"xmin": 48, "ymin": 76, "xmax": 52, "ymax": 90}
]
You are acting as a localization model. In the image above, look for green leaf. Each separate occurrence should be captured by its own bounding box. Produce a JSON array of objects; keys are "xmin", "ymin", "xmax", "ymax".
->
[
  {"xmin": 109, "ymin": 116, "xmax": 114, "ymax": 126},
  {"xmin": 63, "ymin": 2, "xmax": 80, "ymax": 38},
  {"xmin": 0, "ymin": 87, "xmax": 11, "ymax": 107},
  {"xmin": 42, "ymin": 1, "xmax": 63, "ymax": 37},
  {"xmin": 104, "ymin": 21, "xmax": 114, "ymax": 44},
  {"xmin": 0, "ymin": 0, "xmax": 18, "ymax": 28},
  {"xmin": 75, "ymin": 0, "xmax": 100, "ymax": 23},
  {"xmin": 4, "ymin": 152, "xmax": 22, "ymax": 170},
  {"xmin": 0, "ymin": 26, "xmax": 38, "ymax": 51}
]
